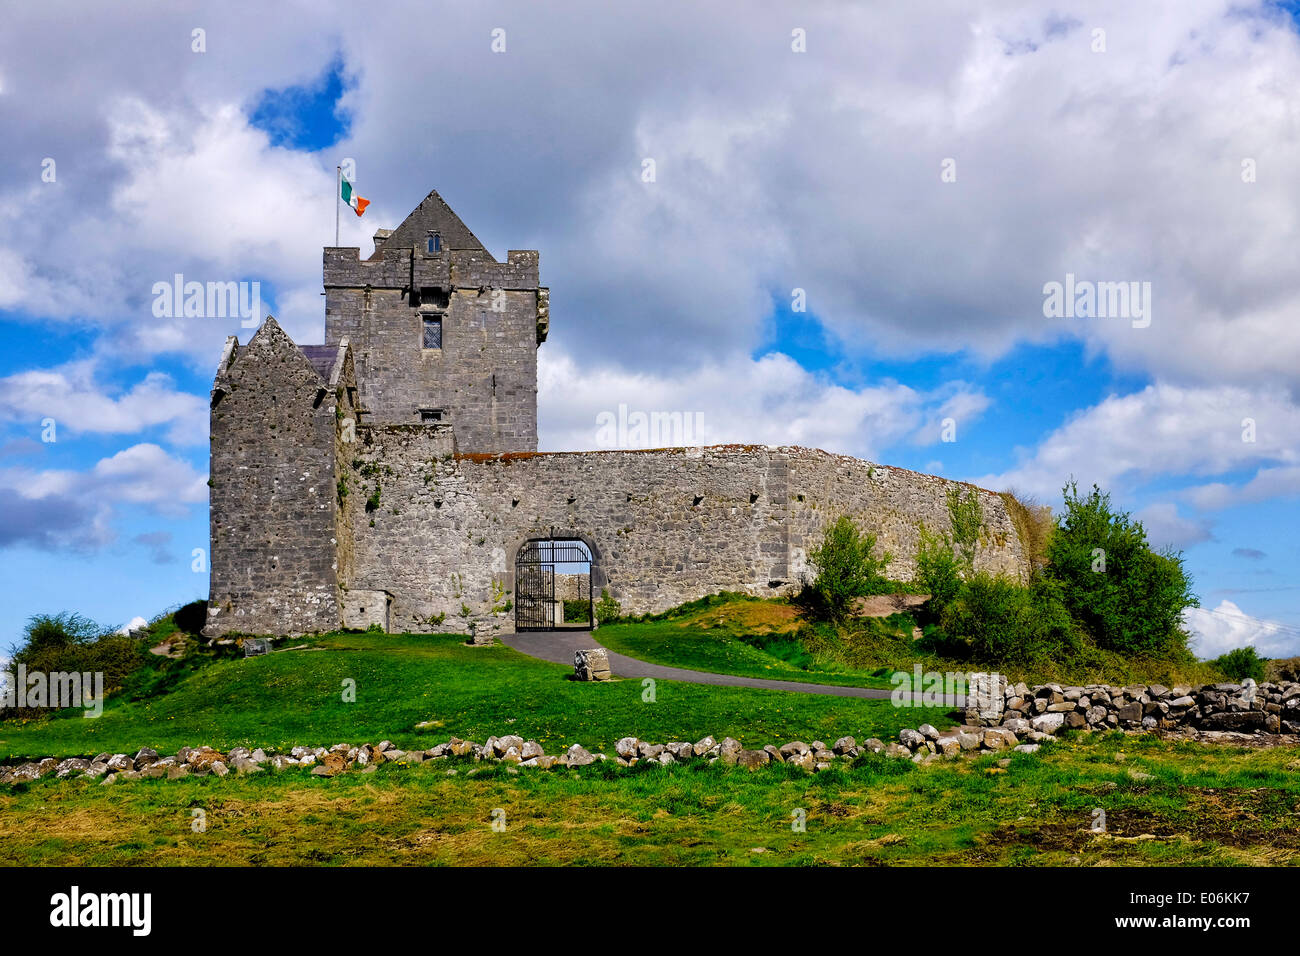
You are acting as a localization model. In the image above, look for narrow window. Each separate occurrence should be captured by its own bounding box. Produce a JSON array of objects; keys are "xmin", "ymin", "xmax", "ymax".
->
[
  {"xmin": 426, "ymin": 231, "xmax": 441, "ymax": 253},
  {"xmin": 420, "ymin": 408, "xmax": 445, "ymax": 423},
  {"xmin": 422, "ymin": 314, "xmax": 442, "ymax": 349}
]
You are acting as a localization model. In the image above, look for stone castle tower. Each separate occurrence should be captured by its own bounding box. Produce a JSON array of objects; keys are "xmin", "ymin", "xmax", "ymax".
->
[
  {"xmin": 206, "ymin": 188, "xmax": 1028, "ymax": 639},
  {"xmin": 322, "ymin": 189, "xmax": 548, "ymax": 451}
]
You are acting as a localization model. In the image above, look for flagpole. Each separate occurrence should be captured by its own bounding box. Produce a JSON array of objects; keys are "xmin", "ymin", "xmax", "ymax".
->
[{"xmin": 335, "ymin": 165, "xmax": 341, "ymax": 247}]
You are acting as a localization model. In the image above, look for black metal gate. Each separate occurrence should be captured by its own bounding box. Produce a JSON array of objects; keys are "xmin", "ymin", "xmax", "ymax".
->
[{"xmin": 515, "ymin": 539, "xmax": 593, "ymax": 631}]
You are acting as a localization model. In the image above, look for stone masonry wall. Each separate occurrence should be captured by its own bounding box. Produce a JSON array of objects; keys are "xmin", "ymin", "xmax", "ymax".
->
[
  {"xmin": 323, "ymin": 246, "xmax": 543, "ymax": 453},
  {"xmin": 205, "ymin": 320, "xmax": 348, "ymax": 637},
  {"xmin": 787, "ymin": 449, "xmax": 1023, "ymax": 584},
  {"xmin": 555, "ymin": 574, "xmax": 589, "ymax": 601},
  {"xmin": 341, "ymin": 439, "xmax": 1028, "ymax": 638}
]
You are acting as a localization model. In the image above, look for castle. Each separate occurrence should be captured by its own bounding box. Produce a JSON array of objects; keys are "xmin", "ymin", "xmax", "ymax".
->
[{"xmin": 205, "ymin": 189, "xmax": 1028, "ymax": 640}]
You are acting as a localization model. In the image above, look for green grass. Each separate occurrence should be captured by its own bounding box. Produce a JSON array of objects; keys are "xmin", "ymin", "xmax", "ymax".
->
[
  {"xmin": 3, "ymin": 599, "xmax": 1295, "ymax": 868},
  {"xmin": 598, "ymin": 593, "xmax": 899, "ymax": 689},
  {"xmin": 0, "ymin": 632, "xmax": 948, "ymax": 761},
  {"xmin": 598, "ymin": 618, "xmax": 896, "ymax": 689},
  {"xmin": 2, "ymin": 732, "xmax": 1296, "ymax": 866}
]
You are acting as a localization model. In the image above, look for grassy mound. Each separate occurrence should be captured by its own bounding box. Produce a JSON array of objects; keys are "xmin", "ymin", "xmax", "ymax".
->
[
  {"xmin": 0, "ymin": 631, "xmax": 949, "ymax": 761},
  {"xmin": 602, "ymin": 592, "xmax": 1225, "ymax": 689},
  {"xmin": 598, "ymin": 593, "xmax": 896, "ymax": 689}
]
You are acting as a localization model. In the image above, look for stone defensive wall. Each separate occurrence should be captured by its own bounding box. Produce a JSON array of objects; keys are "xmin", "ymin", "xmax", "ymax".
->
[{"xmin": 341, "ymin": 433, "xmax": 1028, "ymax": 637}]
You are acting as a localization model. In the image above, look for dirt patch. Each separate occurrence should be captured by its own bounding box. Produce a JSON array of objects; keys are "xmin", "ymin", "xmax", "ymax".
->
[
  {"xmin": 979, "ymin": 788, "xmax": 1300, "ymax": 856},
  {"xmin": 853, "ymin": 594, "xmax": 929, "ymax": 618}
]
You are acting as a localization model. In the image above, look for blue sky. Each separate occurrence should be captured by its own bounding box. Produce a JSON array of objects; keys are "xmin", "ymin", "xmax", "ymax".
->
[{"xmin": 1, "ymin": 1, "xmax": 1298, "ymax": 660}]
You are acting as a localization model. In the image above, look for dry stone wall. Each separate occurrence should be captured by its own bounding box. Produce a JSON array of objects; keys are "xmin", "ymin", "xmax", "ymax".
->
[
  {"xmin": 969, "ymin": 678, "xmax": 1300, "ymax": 736},
  {"xmin": 14, "ymin": 684, "xmax": 1295, "ymax": 788}
]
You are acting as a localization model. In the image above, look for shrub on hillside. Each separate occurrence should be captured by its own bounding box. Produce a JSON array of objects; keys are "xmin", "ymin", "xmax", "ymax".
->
[
  {"xmin": 1265, "ymin": 656, "xmax": 1300, "ymax": 683},
  {"xmin": 4, "ymin": 613, "xmax": 149, "ymax": 715},
  {"xmin": 938, "ymin": 572, "xmax": 1077, "ymax": 666},
  {"xmin": 913, "ymin": 524, "xmax": 962, "ymax": 612},
  {"xmin": 1043, "ymin": 482, "xmax": 1198, "ymax": 657},
  {"xmin": 805, "ymin": 515, "xmax": 892, "ymax": 621},
  {"xmin": 173, "ymin": 599, "xmax": 207, "ymax": 635},
  {"xmin": 1214, "ymin": 646, "xmax": 1266, "ymax": 684}
]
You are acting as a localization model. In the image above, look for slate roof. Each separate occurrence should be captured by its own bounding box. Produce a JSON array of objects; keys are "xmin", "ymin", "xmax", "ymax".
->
[{"xmin": 297, "ymin": 345, "xmax": 341, "ymax": 382}]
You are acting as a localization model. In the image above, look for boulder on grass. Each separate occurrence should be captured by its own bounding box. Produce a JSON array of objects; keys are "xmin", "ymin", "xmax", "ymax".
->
[{"xmin": 573, "ymin": 648, "xmax": 613, "ymax": 681}]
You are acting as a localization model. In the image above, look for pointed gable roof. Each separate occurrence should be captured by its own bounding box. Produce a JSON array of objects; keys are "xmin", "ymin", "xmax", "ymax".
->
[
  {"xmin": 368, "ymin": 188, "xmax": 489, "ymax": 260},
  {"xmin": 219, "ymin": 317, "xmax": 351, "ymax": 388}
]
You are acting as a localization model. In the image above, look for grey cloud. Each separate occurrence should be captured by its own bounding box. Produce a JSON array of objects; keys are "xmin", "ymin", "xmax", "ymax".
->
[
  {"xmin": 0, "ymin": 487, "xmax": 103, "ymax": 550},
  {"xmin": 2, "ymin": 0, "xmax": 1297, "ymax": 395}
]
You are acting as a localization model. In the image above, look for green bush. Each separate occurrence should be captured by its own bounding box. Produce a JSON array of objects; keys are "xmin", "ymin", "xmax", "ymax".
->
[
  {"xmin": 1043, "ymin": 482, "xmax": 1199, "ymax": 656},
  {"xmin": 594, "ymin": 588, "xmax": 622, "ymax": 624},
  {"xmin": 1214, "ymin": 646, "xmax": 1266, "ymax": 684},
  {"xmin": 172, "ymin": 600, "xmax": 207, "ymax": 636},
  {"xmin": 4, "ymin": 613, "xmax": 149, "ymax": 716},
  {"xmin": 562, "ymin": 599, "xmax": 591, "ymax": 624},
  {"xmin": 805, "ymin": 515, "xmax": 892, "ymax": 622},
  {"xmin": 914, "ymin": 525, "xmax": 962, "ymax": 611},
  {"xmin": 12, "ymin": 611, "xmax": 101, "ymax": 655},
  {"xmin": 938, "ymin": 572, "xmax": 1077, "ymax": 666}
]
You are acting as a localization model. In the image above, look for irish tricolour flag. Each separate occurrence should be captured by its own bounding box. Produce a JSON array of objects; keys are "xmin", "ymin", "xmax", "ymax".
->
[{"xmin": 341, "ymin": 176, "xmax": 369, "ymax": 217}]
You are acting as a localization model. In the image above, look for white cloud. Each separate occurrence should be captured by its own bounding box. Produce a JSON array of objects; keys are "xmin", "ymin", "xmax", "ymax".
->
[
  {"xmin": 1133, "ymin": 502, "xmax": 1215, "ymax": 551},
  {"xmin": 1184, "ymin": 599, "xmax": 1300, "ymax": 659},
  {"xmin": 1, "ymin": 0, "xmax": 1298, "ymax": 396},
  {"xmin": 979, "ymin": 383, "xmax": 1300, "ymax": 501},
  {"xmin": 0, "ymin": 443, "xmax": 206, "ymax": 552},
  {"xmin": 1185, "ymin": 465, "xmax": 1300, "ymax": 511},
  {"xmin": 106, "ymin": 99, "xmax": 337, "ymax": 280},
  {"xmin": 0, "ymin": 361, "xmax": 207, "ymax": 445},
  {"xmin": 0, "ymin": 97, "xmax": 342, "ymax": 366},
  {"xmin": 539, "ymin": 348, "xmax": 988, "ymax": 459},
  {"xmin": 911, "ymin": 388, "xmax": 993, "ymax": 445},
  {"xmin": 88, "ymin": 444, "xmax": 208, "ymax": 515}
]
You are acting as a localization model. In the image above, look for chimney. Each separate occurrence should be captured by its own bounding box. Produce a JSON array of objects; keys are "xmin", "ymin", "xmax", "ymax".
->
[{"xmin": 372, "ymin": 228, "xmax": 393, "ymax": 255}]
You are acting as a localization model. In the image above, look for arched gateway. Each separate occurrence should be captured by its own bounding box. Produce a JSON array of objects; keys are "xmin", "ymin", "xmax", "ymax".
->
[{"xmin": 514, "ymin": 539, "xmax": 594, "ymax": 631}]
